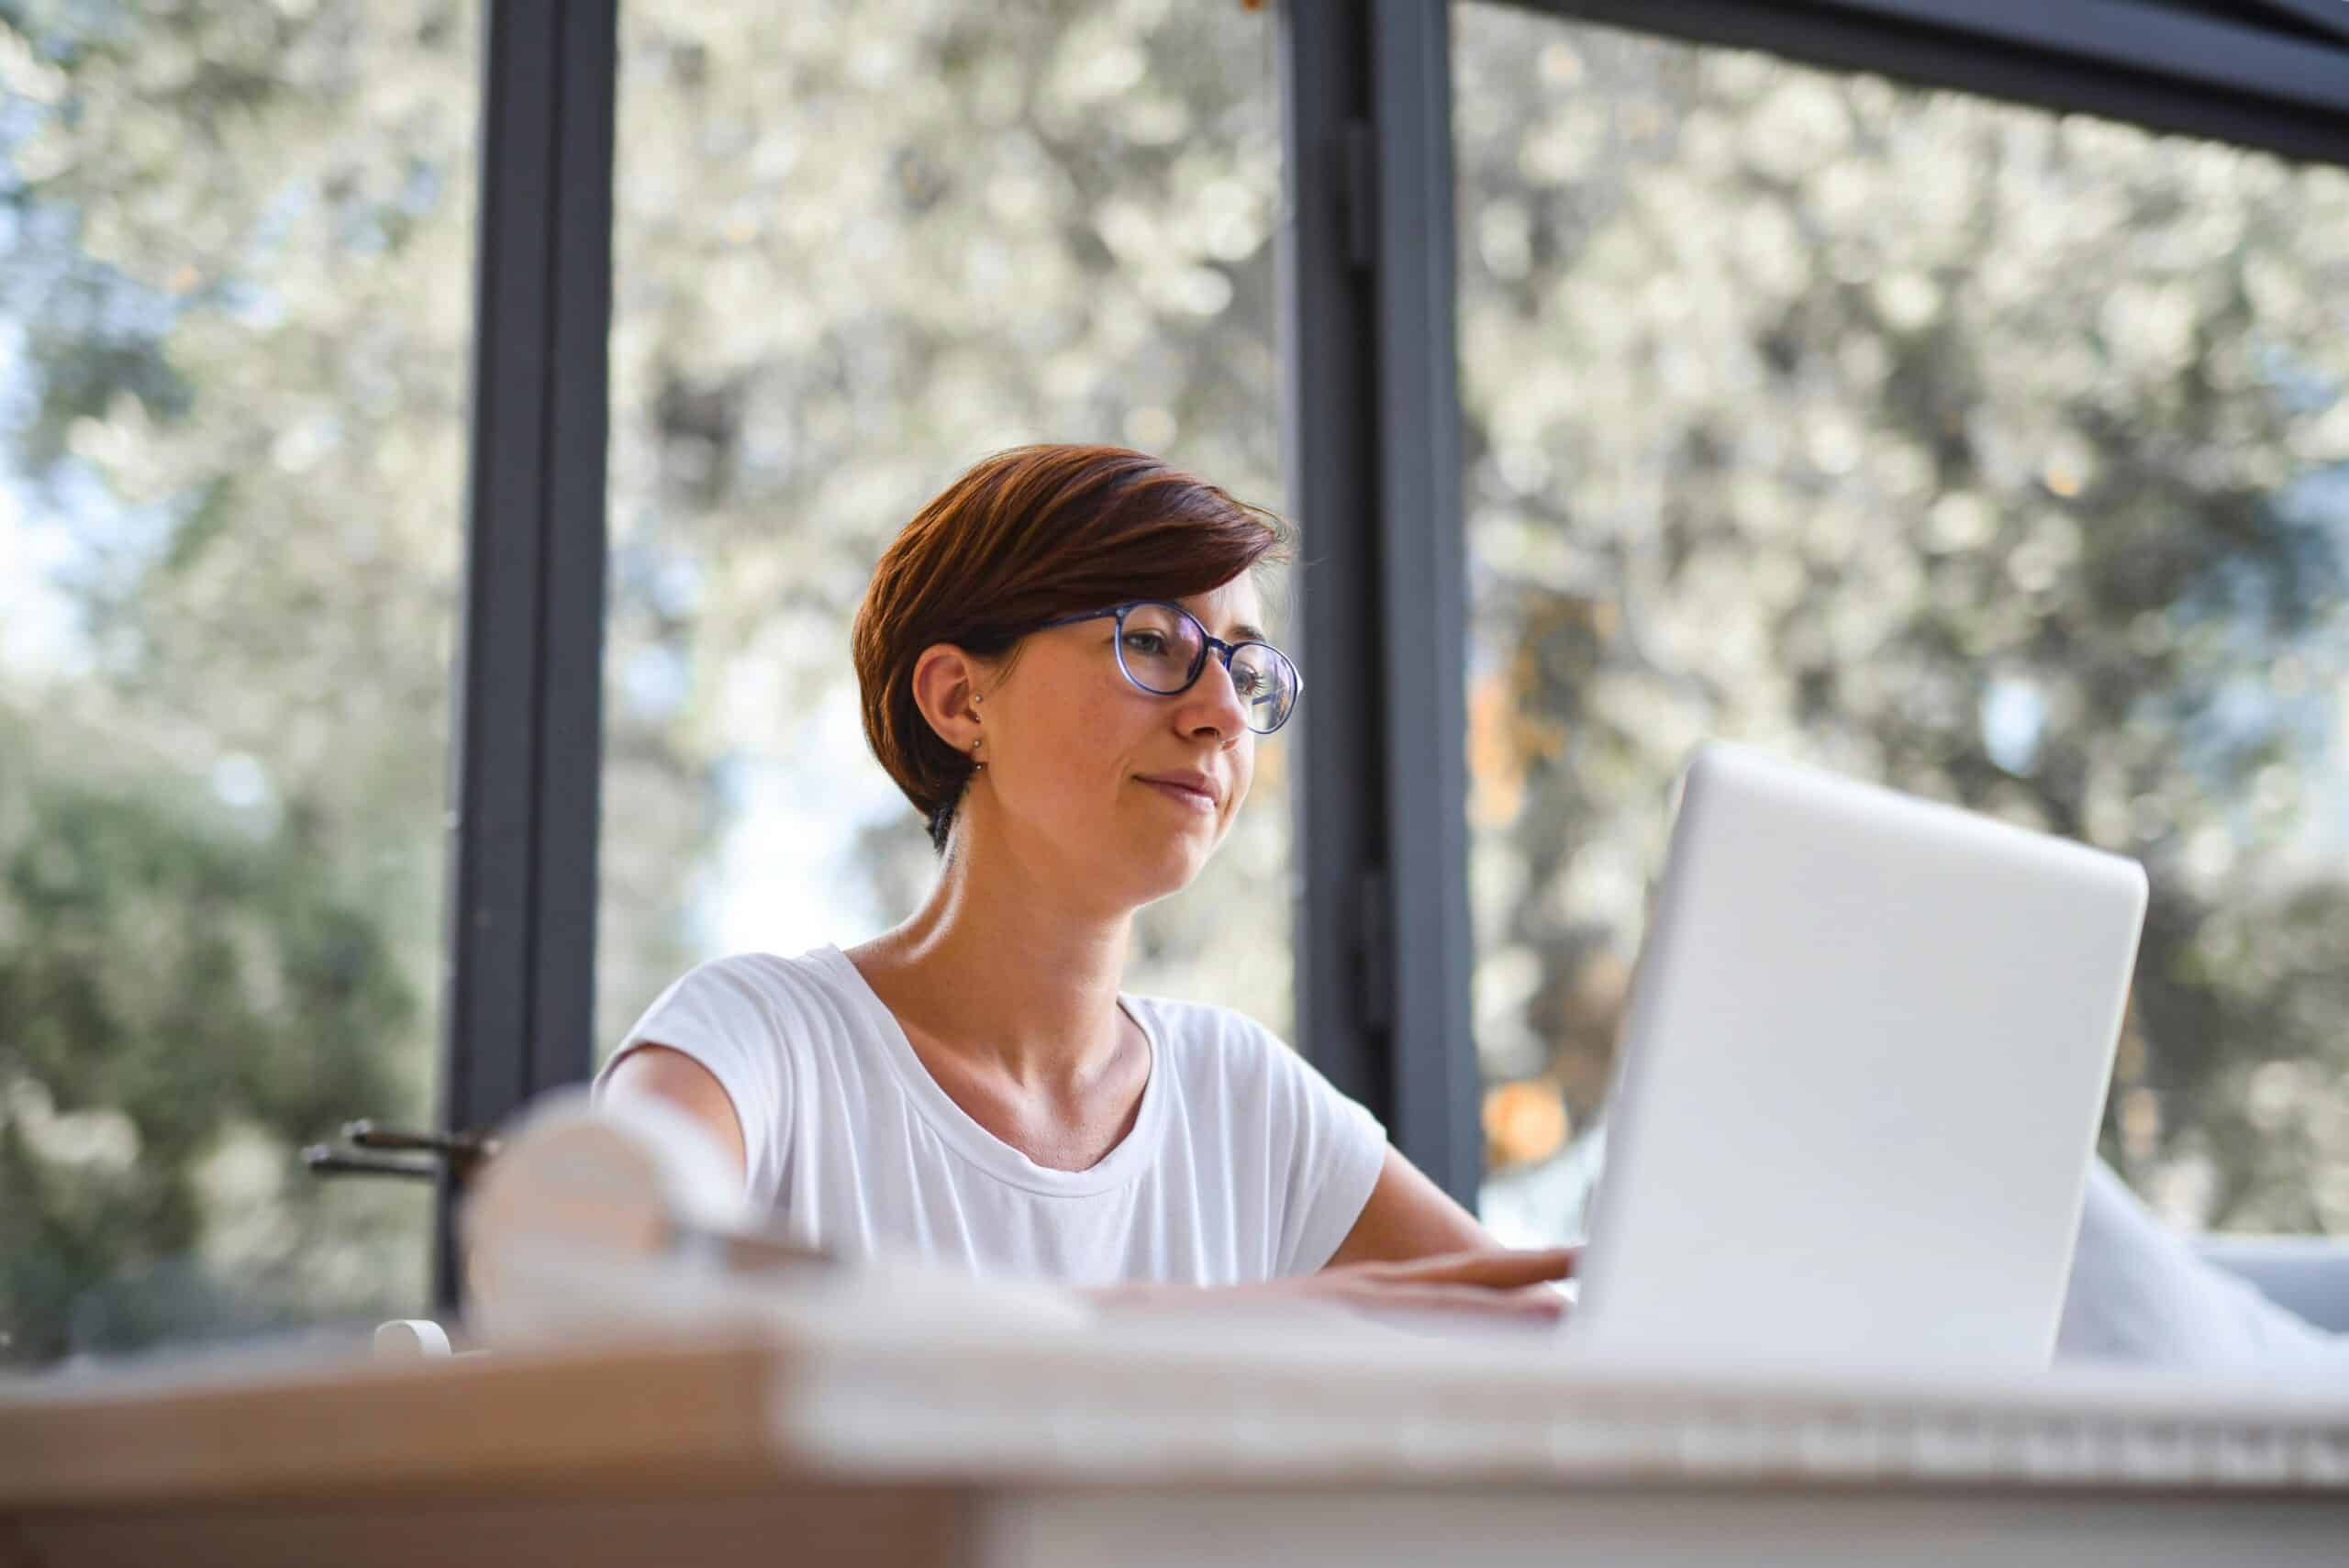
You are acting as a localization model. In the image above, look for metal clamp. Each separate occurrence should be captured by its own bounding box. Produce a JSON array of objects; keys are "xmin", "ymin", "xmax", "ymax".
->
[{"xmin": 301, "ymin": 1120, "xmax": 502, "ymax": 1186}]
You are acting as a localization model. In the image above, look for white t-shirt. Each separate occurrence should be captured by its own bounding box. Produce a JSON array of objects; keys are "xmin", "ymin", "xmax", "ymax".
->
[{"xmin": 591, "ymin": 946, "xmax": 1389, "ymax": 1285}]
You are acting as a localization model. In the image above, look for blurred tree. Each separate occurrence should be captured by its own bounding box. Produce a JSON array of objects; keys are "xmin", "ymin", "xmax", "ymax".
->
[
  {"xmin": 0, "ymin": 0, "xmax": 484, "ymax": 1361},
  {"xmin": 0, "ymin": 704, "xmax": 417, "ymax": 1362},
  {"xmin": 1456, "ymin": 12, "xmax": 2349, "ymax": 1234}
]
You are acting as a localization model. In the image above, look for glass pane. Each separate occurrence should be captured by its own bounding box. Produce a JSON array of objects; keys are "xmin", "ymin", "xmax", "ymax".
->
[
  {"xmin": 1456, "ymin": 6, "xmax": 2349, "ymax": 1240},
  {"xmin": 0, "ymin": 2, "xmax": 478, "ymax": 1365},
  {"xmin": 602, "ymin": 7, "xmax": 1292, "ymax": 1066}
]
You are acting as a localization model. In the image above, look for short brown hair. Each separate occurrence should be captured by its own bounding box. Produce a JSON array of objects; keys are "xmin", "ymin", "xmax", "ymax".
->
[{"xmin": 852, "ymin": 444, "xmax": 1290, "ymax": 852}]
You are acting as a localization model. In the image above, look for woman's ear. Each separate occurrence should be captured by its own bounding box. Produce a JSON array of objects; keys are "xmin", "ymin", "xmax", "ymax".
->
[{"xmin": 909, "ymin": 642, "xmax": 985, "ymax": 754}]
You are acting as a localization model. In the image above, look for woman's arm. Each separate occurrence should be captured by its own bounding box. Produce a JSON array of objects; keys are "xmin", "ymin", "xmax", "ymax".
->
[
  {"xmin": 1323, "ymin": 1145, "xmax": 1499, "ymax": 1267},
  {"xmin": 1098, "ymin": 1145, "xmax": 1569, "ymax": 1323},
  {"xmin": 599, "ymin": 1043, "xmax": 751, "ymax": 1188}
]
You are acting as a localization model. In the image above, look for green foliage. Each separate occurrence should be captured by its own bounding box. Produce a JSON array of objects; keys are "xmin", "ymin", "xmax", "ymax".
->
[
  {"xmin": 0, "ymin": 708, "xmax": 418, "ymax": 1362},
  {"xmin": 1458, "ymin": 11, "xmax": 2349, "ymax": 1230},
  {"xmin": 0, "ymin": 0, "xmax": 469, "ymax": 1363}
]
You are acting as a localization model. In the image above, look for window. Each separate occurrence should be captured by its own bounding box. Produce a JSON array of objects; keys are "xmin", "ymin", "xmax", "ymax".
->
[
  {"xmin": 1456, "ymin": 6, "xmax": 2349, "ymax": 1240},
  {"xmin": 599, "ymin": 5, "xmax": 1296, "ymax": 1061},
  {"xmin": 0, "ymin": 1, "xmax": 479, "ymax": 1364}
]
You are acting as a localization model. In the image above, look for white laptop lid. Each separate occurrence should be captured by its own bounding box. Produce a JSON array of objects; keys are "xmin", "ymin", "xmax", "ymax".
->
[{"xmin": 1568, "ymin": 743, "xmax": 2148, "ymax": 1373}]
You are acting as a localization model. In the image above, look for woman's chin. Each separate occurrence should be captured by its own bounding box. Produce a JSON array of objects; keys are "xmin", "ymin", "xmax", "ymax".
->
[{"xmin": 1120, "ymin": 840, "xmax": 1218, "ymax": 906}]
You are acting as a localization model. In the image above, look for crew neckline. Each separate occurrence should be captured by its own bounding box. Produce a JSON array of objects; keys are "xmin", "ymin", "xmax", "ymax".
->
[{"xmin": 810, "ymin": 944, "xmax": 1168, "ymax": 1197}]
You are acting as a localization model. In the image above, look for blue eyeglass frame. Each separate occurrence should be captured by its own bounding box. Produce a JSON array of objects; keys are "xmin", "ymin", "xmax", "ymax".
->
[{"xmin": 1031, "ymin": 600, "xmax": 1304, "ymax": 735}]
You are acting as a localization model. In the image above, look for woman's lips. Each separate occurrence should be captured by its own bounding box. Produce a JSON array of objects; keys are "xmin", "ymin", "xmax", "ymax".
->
[{"xmin": 1140, "ymin": 778, "xmax": 1216, "ymax": 812}]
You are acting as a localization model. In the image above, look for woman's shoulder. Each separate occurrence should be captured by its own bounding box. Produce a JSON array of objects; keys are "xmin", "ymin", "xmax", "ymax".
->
[{"xmin": 629, "ymin": 945, "xmax": 870, "ymax": 1043}]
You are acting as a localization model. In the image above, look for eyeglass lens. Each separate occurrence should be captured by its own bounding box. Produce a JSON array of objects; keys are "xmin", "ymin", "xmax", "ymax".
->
[{"xmin": 1115, "ymin": 603, "xmax": 1297, "ymax": 733}]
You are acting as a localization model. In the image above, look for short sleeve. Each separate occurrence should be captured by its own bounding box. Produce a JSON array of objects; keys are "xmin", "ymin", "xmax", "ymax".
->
[
  {"xmin": 591, "ymin": 956, "xmax": 794, "ymax": 1203},
  {"xmin": 1268, "ymin": 1037, "xmax": 1389, "ymax": 1276}
]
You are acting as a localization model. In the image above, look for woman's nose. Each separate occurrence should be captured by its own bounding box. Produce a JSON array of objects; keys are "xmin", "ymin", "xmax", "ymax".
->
[{"xmin": 1181, "ymin": 654, "xmax": 1251, "ymax": 740}]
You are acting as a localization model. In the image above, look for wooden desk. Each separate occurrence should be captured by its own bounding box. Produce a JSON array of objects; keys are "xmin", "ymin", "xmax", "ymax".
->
[{"xmin": 7, "ymin": 1290, "xmax": 2349, "ymax": 1567}]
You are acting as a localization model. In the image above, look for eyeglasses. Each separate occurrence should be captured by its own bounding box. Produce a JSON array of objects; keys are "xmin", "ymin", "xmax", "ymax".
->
[{"xmin": 1032, "ymin": 600, "xmax": 1302, "ymax": 735}]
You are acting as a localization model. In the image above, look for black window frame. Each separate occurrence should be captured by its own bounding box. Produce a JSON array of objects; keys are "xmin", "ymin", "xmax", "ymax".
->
[
  {"xmin": 436, "ymin": 0, "xmax": 617, "ymax": 1304},
  {"xmin": 435, "ymin": 0, "xmax": 2349, "ymax": 1305}
]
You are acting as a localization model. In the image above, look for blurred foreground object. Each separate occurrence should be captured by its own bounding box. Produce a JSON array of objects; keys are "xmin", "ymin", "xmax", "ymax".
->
[
  {"xmin": 2063, "ymin": 1160, "xmax": 2349, "ymax": 1368},
  {"xmin": 460, "ymin": 1088, "xmax": 1092, "ymax": 1347},
  {"xmin": 7, "ymin": 1094, "xmax": 2349, "ymax": 1562},
  {"xmin": 372, "ymin": 1319, "xmax": 454, "ymax": 1360}
]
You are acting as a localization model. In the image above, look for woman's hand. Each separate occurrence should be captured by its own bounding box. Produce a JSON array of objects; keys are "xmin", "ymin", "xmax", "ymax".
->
[
  {"xmin": 1090, "ymin": 1245, "xmax": 1578, "ymax": 1323},
  {"xmin": 1289, "ymin": 1245, "xmax": 1578, "ymax": 1321}
]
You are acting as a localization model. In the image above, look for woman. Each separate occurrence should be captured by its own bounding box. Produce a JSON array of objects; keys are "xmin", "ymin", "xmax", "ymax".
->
[{"xmin": 599, "ymin": 444, "xmax": 1573, "ymax": 1318}]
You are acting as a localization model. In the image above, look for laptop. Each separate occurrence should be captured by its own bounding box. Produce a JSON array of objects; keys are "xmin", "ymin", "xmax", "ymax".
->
[{"xmin": 1564, "ymin": 742, "xmax": 2148, "ymax": 1373}]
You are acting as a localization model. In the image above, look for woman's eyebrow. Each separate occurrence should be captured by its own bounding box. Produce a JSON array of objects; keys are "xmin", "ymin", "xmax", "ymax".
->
[{"xmin": 1224, "ymin": 621, "xmax": 1268, "ymax": 643}]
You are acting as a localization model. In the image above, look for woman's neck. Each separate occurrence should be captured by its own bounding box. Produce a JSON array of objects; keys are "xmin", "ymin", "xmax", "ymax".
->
[{"xmin": 846, "ymin": 832, "xmax": 1135, "ymax": 1094}]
